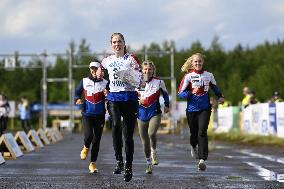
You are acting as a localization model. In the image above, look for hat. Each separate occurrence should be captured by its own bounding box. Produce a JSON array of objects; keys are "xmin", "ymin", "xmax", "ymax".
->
[{"xmin": 89, "ymin": 62, "xmax": 101, "ymax": 68}]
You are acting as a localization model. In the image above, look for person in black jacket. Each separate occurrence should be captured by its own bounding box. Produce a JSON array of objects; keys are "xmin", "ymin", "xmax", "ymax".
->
[{"xmin": 0, "ymin": 92, "xmax": 10, "ymax": 136}]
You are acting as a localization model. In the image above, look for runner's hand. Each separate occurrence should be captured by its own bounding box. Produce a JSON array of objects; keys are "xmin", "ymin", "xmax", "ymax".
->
[
  {"xmin": 76, "ymin": 99, "xmax": 83, "ymax": 105},
  {"xmin": 104, "ymin": 89, "xmax": 109, "ymax": 96},
  {"xmin": 164, "ymin": 107, "xmax": 170, "ymax": 114}
]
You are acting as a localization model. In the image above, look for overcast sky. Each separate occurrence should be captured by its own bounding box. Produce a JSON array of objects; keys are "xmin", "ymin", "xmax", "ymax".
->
[{"xmin": 1, "ymin": 0, "xmax": 284, "ymax": 54}]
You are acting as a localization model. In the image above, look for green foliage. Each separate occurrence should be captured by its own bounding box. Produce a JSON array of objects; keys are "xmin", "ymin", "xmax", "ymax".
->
[
  {"xmin": 208, "ymin": 130, "xmax": 284, "ymax": 147},
  {"xmin": 249, "ymin": 63, "xmax": 284, "ymax": 102}
]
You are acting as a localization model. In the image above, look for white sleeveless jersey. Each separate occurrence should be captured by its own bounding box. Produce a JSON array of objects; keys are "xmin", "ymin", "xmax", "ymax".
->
[{"xmin": 101, "ymin": 53, "xmax": 141, "ymax": 92}]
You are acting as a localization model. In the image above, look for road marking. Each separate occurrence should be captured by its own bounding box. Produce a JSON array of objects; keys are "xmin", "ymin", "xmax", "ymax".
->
[
  {"xmin": 232, "ymin": 149, "xmax": 284, "ymax": 183},
  {"xmin": 238, "ymin": 150, "xmax": 284, "ymax": 165},
  {"xmin": 246, "ymin": 162, "xmax": 284, "ymax": 183}
]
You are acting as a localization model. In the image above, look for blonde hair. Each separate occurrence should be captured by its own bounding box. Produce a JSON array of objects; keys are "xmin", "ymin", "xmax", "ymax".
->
[
  {"xmin": 181, "ymin": 53, "xmax": 205, "ymax": 73},
  {"xmin": 142, "ymin": 60, "xmax": 156, "ymax": 76}
]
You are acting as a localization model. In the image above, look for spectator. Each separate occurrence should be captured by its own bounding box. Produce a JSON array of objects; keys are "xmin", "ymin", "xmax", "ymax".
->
[
  {"xmin": 18, "ymin": 96, "xmax": 31, "ymax": 133},
  {"xmin": 270, "ymin": 91, "xmax": 283, "ymax": 103},
  {"xmin": 241, "ymin": 86, "xmax": 251, "ymax": 109},
  {"xmin": 0, "ymin": 92, "xmax": 10, "ymax": 136},
  {"xmin": 218, "ymin": 100, "xmax": 230, "ymax": 108},
  {"xmin": 249, "ymin": 90, "xmax": 259, "ymax": 105}
]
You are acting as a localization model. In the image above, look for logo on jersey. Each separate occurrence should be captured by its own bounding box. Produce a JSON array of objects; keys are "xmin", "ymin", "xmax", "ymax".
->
[{"xmin": 109, "ymin": 61, "xmax": 124, "ymax": 68}]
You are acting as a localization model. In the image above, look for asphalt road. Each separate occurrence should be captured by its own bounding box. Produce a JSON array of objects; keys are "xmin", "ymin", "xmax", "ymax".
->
[{"xmin": 1, "ymin": 131, "xmax": 284, "ymax": 189}]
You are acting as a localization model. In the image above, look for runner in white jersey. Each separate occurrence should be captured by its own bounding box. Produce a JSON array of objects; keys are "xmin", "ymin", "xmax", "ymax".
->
[
  {"xmin": 102, "ymin": 52, "xmax": 141, "ymax": 95},
  {"xmin": 100, "ymin": 33, "xmax": 142, "ymax": 182}
]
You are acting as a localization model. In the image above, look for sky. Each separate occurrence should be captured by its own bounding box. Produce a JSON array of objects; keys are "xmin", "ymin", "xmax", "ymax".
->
[{"xmin": 1, "ymin": 0, "xmax": 284, "ymax": 54}]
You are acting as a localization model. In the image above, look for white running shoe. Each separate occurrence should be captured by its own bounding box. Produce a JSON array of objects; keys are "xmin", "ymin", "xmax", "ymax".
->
[
  {"xmin": 198, "ymin": 159, "xmax": 206, "ymax": 171},
  {"xmin": 190, "ymin": 146, "xmax": 198, "ymax": 159}
]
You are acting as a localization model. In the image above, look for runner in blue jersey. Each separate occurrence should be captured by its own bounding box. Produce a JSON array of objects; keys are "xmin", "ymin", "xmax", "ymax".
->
[
  {"xmin": 137, "ymin": 60, "xmax": 170, "ymax": 174},
  {"xmin": 101, "ymin": 32, "xmax": 142, "ymax": 182},
  {"xmin": 178, "ymin": 53, "xmax": 224, "ymax": 171},
  {"xmin": 75, "ymin": 61, "xmax": 108, "ymax": 173}
]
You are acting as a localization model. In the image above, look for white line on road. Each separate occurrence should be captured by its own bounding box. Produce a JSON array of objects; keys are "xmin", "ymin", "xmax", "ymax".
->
[
  {"xmin": 246, "ymin": 162, "xmax": 284, "ymax": 183},
  {"xmin": 238, "ymin": 150, "xmax": 284, "ymax": 165}
]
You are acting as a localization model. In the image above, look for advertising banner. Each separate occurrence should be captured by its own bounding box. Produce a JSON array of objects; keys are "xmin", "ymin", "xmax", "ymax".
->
[
  {"xmin": 243, "ymin": 103, "xmax": 270, "ymax": 135},
  {"xmin": 269, "ymin": 103, "xmax": 277, "ymax": 134},
  {"xmin": 243, "ymin": 105, "xmax": 253, "ymax": 133},
  {"xmin": 216, "ymin": 107, "xmax": 233, "ymax": 133},
  {"xmin": 276, "ymin": 102, "xmax": 284, "ymax": 138}
]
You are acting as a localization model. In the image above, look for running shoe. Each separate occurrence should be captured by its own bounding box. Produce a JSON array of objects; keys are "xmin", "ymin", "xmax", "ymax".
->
[
  {"xmin": 124, "ymin": 165, "xmax": 132, "ymax": 182},
  {"xmin": 145, "ymin": 163, "xmax": 153, "ymax": 174},
  {"xmin": 113, "ymin": 161, "xmax": 124, "ymax": 174},
  {"xmin": 89, "ymin": 162, "xmax": 98, "ymax": 173},
  {"xmin": 80, "ymin": 145, "xmax": 89, "ymax": 160},
  {"xmin": 151, "ymin": 150, "xmax": 159, "ymax": 165},
  {"xmin": 198, "ymin": 159, "xmax": 206, "ymax": 171}
]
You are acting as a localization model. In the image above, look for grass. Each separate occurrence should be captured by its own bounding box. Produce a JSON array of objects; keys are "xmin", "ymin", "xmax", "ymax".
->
[
  {"xmin": 208, "ymin": 130, "xmax": 284, "ymax": 147},
  {"xmin": 226, "ymin": 176, "xmax": 242, "ymax": 180}
]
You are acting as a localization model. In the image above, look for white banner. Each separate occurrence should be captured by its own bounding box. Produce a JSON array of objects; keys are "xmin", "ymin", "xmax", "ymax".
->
[
  {"xmin": 243, "ymin": 105, "xmax": 253, "ymax": 133},
  {"xmin": 216, "ymin": 107, "xmax": 233, "ymax": 133},
  {"xmin": 256, "ymin": 103, "xmax": 270, "ymax": 135},
  {"xmin": 276, "ymin": 102, "xmax": 284, "ymax": 138},
  {"xmin": 243, "ymin": 103, "xmax": 270, "ymax": 135}
]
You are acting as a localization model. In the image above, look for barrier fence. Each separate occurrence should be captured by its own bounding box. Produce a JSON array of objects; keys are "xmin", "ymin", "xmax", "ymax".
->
[
  {"xmin": 213, "ymin": 102, "xmax": 284, "ymax": 138},
  {"xmin": 0, "ymin": 128, "xmax": 63, "ymax": 164}
]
